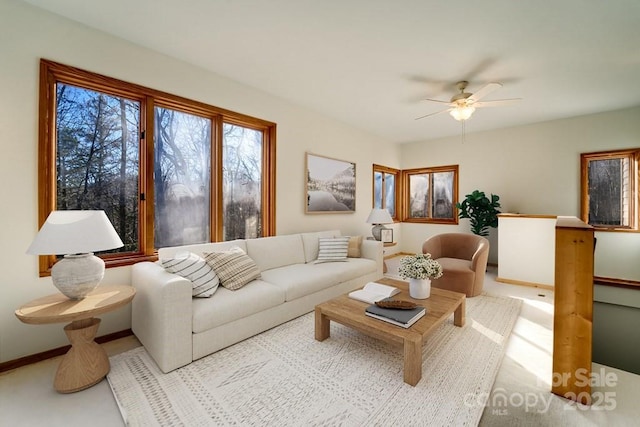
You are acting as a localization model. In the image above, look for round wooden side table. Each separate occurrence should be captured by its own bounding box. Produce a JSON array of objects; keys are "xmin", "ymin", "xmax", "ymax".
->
[{"xmin": 15, "ymin": 285, "xmax": 136, "ymax": 393}]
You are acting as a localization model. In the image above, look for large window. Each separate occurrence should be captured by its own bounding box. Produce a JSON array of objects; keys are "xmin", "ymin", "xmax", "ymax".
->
[
  {"xmin": 581, "ymin": 149, "xmax": 639, "ymax": 231},
  {"xmin": 402, "ymin": 165, "xmax": 458, "ymax": 224},
  {"xmin": 373, "ymin": 164, "xmax": 399, "ymax": 220},
  {"xmin": 38, "ymin": 59, "xmax": 276, "ymax": 275}
]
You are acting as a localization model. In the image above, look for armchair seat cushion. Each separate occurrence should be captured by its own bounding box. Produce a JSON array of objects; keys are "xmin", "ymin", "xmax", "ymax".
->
[{"xmin": 431, "ymin": 258, "xmax": 475, "ymax": 296}]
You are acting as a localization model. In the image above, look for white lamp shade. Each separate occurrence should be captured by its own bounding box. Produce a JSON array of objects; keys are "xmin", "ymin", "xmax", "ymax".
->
[
  {"xmin": 366, "ymin": 208, "xmax": 393, "ymax": 225},
  {"xmin": 27, "ymin": 210, "xmax": 124, "ymax": 255}
]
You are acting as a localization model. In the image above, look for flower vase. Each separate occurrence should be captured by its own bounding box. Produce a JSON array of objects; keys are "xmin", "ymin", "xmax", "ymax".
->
[{"xmin": 409, "ymin": 278, "xmax": 431, "ymax": 299}]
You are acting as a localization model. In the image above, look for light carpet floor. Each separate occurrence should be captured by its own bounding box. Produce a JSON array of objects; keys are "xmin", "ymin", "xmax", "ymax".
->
[{"xmin": 108, "ymin": 293, "xmax": 521, "ymax": 426}]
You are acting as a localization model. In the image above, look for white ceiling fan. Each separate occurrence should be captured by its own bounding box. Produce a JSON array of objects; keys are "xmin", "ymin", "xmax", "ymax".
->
[{"xmin": 416, "ymin": 81, "xmax": 521, "ymax": 121}]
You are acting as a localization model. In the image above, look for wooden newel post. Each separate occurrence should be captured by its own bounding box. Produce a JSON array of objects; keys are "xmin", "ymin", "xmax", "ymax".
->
[{"xmin": 552, "ymin": 217, "xmax": 594, "ymax": 405}]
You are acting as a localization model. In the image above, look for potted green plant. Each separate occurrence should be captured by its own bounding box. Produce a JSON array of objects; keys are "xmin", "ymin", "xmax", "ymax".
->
[{"xmin": 456, "ymin": 190, "xmax": 501, "ymax": 236}]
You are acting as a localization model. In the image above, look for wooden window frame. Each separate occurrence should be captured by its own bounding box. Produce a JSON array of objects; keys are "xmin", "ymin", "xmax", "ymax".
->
[
  {"xmin": 37, "ymin": 59, "xmax": 276, "ymax": 276},
  {"xmin": 372, "ymin": 164, "xmax": 400, "ymax": 221},
  {"xmin": 580, "ymin": 148, "xmax": 640, "ymax": 232},
  {"xmin": 401, "ymin": 165, "xmax": 459, "ymax": 224}
]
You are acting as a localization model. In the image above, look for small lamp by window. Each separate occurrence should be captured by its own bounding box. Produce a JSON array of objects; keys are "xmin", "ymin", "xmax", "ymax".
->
[
  {"xmin": 27, "ymin": 210, "xmax": 124, "ymax": 300},
  {"xmin": 366, "ymin": 208, "xmax": 393, "ymax": 241}
]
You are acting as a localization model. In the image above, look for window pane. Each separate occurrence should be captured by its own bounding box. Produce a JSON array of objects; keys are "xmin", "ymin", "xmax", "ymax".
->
[
  {"xmin": 431, "ymin": 171, "xmax": 454, "ymax": 219},
  {"xmin": 223, "ymin": 123, "xmax": 263, "ymax": 240},
  {"xmin": 385, "ymin": 173, "xmax": 396, "ymax": 217},
  {"xmin": 409, "ymin": 174, "xmax": 429, "ymax": 218},
  {"xmin": 588, "ymin": 158, "xmax": 629, "ymax": 227},
  {"xmin": 56, "ymin": 84, "xmax": 140, "ymax": 252},
  {"xmin": 374, "ymin": 171, "xmax": 383, "ymax": 209},
  {"xmin": 154, "ymin": 107, "xmax": 211, "ymax": 247}
]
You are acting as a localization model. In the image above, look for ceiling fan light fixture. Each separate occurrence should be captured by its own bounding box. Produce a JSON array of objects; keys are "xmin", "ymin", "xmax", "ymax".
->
[{"xmin": 450, "ymin": 105, "xmax": 475, "ymax": 121}]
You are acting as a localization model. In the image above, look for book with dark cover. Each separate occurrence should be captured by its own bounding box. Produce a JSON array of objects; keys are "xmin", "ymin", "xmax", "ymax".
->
[{"xmin": 365, "ymin": 299, "xmax": 426, "ymax": 328}]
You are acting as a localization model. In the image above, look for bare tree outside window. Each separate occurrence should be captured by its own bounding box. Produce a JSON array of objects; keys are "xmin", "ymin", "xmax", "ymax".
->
[
  {"xmin": 223, "ymin": 124, "xmax": 262, "ymax": 240},
  {"xmin": 373, "ymin": 165, "xmax": 399, "ymax": 219},
  {"xmin": 402, "ymin": 165, "xmax": 458, "ymax": 224},
  {"xmin": 56, "ymin": 84, "xmax": 140, "ymax": 253},
  {"xmin": 154, "ymin": 107, "xmax": 211, "ymax": 248},
  {"xmin": 409, "ymin": 174, "xmax": 429, "ymax": 218},
  {"xmin": 432, "ymin": 171, "xmax": 454, "ymax": 219},
  {"xmin": 581, "ymin": 150, "xmax": 638, "ymax": 230}
]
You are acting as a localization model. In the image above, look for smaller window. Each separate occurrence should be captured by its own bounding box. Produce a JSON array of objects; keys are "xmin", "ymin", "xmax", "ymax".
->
[
  {"xmin": 373, "ymin": 164, "xmax": 399, "ymax": 220},
  {"xmin": 581, "ymin": 149, "xmax": 639, "ymax": 231},
  {"xmin": 402, "ymin": 165, "xmax": 459, "ymax": 224}
]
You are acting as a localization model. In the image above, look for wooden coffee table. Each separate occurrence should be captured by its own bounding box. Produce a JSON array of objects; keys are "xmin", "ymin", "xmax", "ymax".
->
[{"xmin": 314, "ymin": 277, "xmax": 465, "ymax": 386}]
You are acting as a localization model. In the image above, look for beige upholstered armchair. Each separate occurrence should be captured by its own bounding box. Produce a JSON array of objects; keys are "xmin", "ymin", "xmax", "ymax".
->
[{"xmin": 421, "ymin": 233, "xmax": 490, "ymax": 297}]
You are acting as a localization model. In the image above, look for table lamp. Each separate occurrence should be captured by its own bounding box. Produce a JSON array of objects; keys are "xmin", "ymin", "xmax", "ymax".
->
[
  {"xmin": 366, "ymin": 208, "xmax": 393, "ymax": 241},
  {"xmin": 27, "ymin": 210, "xmax": 124, "ymax": 300}
]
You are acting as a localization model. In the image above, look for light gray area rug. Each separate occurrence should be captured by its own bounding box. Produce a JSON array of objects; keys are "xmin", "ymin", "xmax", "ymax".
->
[{"xmin": 108, "ymin": 294, "xmax": 521, "ymax": 426}]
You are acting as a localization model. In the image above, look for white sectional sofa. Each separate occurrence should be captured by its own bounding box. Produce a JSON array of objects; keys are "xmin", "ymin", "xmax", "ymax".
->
[{"xmin": 131, "ymin": 230, "xmax": 383, "ymax": 373}]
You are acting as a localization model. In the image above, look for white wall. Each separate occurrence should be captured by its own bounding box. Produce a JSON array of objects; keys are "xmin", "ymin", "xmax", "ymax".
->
[
  {"xmin": 399, "ymin": 107, "xmax": 640, "ymax": 274},
  {"xmin": 497, "ymin": 215, "xmax": 557, "ymax": 287},
  {"xmin": 0, "ymin": 0, "xmax": 398, "ymax": 362}
]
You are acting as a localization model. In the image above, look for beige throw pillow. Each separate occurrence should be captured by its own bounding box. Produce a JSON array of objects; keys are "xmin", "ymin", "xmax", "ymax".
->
[
  {"xmin": 347, "ymin": 235, "xmax": 363, "ymax": 258},
  {"xmin": 160, "ymin": 252, "xmax": 220, "ymax": 298},
  {"xmin": 204, "ymin": 247, "xmax": 261, "ymax": 290}
]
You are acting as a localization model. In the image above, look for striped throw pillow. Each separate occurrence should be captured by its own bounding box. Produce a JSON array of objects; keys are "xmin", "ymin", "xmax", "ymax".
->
[
  {"xmin": 315, "ymin": 236, "xmax": 350, "ymax": 263},
  {"xmin": 161, "ymin": 252, "xmax": 220, "ymax": 298},
  {"xmin": 203, "ymin": 247, "xmax": 261, "ymax": 290}
]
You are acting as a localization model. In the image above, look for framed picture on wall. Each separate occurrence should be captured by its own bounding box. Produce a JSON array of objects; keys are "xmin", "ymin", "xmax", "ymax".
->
[
  {"xmin": 381, "ymin": 228, "xmax": 393, "ymax": 243},
  {"xmin": 305, "ymin": 153, "xmax": 356, "ymax": 213}
]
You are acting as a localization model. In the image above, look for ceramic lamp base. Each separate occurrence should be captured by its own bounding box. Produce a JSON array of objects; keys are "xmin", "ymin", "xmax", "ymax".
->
[
  {"xmin": 371, "ymin": 224, "xmax": 389, "ymax": 241},
  {"xmin": 51, "ymin": 253, "xmax": 105, "ymax": 300}
]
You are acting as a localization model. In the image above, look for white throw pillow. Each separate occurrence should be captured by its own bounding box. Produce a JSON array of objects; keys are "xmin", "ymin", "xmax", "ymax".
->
[
  {"xmin": 203, "ymin": 247, "xmax": 261, "ymax": 290},
  {"xmin": 160, "ymin": 252, "xmax": 220, "ymax": 298},
  {"xmin": 315, "ymin": 236, "xmax": 350, "ymax": 263}
]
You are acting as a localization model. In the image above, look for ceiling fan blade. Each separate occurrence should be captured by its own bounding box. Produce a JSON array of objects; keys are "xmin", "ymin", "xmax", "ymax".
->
[
  {"xmin": 468, "ymin": 82, "xmax": 502, "ymax": 102},
  {"xmin": 423, "ymin": 98, "xmax": 452, "ymax": 104},
  {"xmin": 474, "ymin": 98, "xmax": 522, "ymax": 107},
  {"xmin": 415, "ymin": 108, "xmax": 451, "ymax": 120}
]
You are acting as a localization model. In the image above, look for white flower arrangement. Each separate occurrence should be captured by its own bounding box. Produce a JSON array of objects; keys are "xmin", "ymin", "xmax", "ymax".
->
[{"xmin": 398, "ymin": 253, "xmax": 443, "ymax": 280}]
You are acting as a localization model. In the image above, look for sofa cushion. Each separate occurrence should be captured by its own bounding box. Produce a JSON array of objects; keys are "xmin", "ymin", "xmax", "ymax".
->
[
  {"xmin": 245, "ymin": 234, "xmax": 305, "ymax": 271},
  {"xmin": 261, "ymin": 258, "xmax": 377, "ymax": 301},
  {"xmin": 301, "ymin": 230, "xmax": 341, "ymax": 263},
  {"xmin": 315, "ymin": 236, "xmax": 350, "ymax": 263},
  {"xmin": 160, "ymin": 252, "xmax": 219, "ymax": 297},
  {"xmin": 192, "ymin": 279, "xmax": 285, "ymax": 333},
  {"xmin": 347, "ymin": 235, "xmax": 363, "ymax": 258},
  {"xmin": 204, "ymin": 247, "xmax": 261, "ymax": 290}
]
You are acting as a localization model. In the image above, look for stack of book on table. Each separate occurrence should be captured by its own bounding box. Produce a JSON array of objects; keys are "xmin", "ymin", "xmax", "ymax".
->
[
  {"xmin": 365, "ymin": 300, "xmax": 426, "ymax": 328},
  {"xmin": 348, "ymin": 282, "xmax": 426, "ymax": 328}
]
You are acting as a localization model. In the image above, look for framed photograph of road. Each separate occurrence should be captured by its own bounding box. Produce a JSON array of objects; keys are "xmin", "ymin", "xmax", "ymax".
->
[{"xmin": 306, "ymin": 153, "xmax": 356, "ymax": 213}]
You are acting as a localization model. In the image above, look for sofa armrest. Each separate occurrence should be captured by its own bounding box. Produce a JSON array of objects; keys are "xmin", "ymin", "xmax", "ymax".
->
[
  {"xmin": 361, "ymin": 239, "xmax": 384, "ymax": 277},
  {"xmin": 131, "ymin": 262, "xmax": 193, "ymax": 373}
]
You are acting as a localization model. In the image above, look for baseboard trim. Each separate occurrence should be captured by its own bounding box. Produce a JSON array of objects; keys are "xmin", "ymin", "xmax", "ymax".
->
[
  {"xmin": 496, "ymin": 277, "xmax": 554, "ymax": 290},
  {"xmin": 0, "ymin": 328, "xmax": 133, "ymax": 373},
  {"xmin": 594, "ymin": 276, "xmax": 640, "ymax": 289}
]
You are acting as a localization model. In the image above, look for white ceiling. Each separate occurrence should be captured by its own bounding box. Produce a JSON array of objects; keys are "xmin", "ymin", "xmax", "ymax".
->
[{"xmin": 23, "ymin": 0, "xmax": 640, "ymax": 143}]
